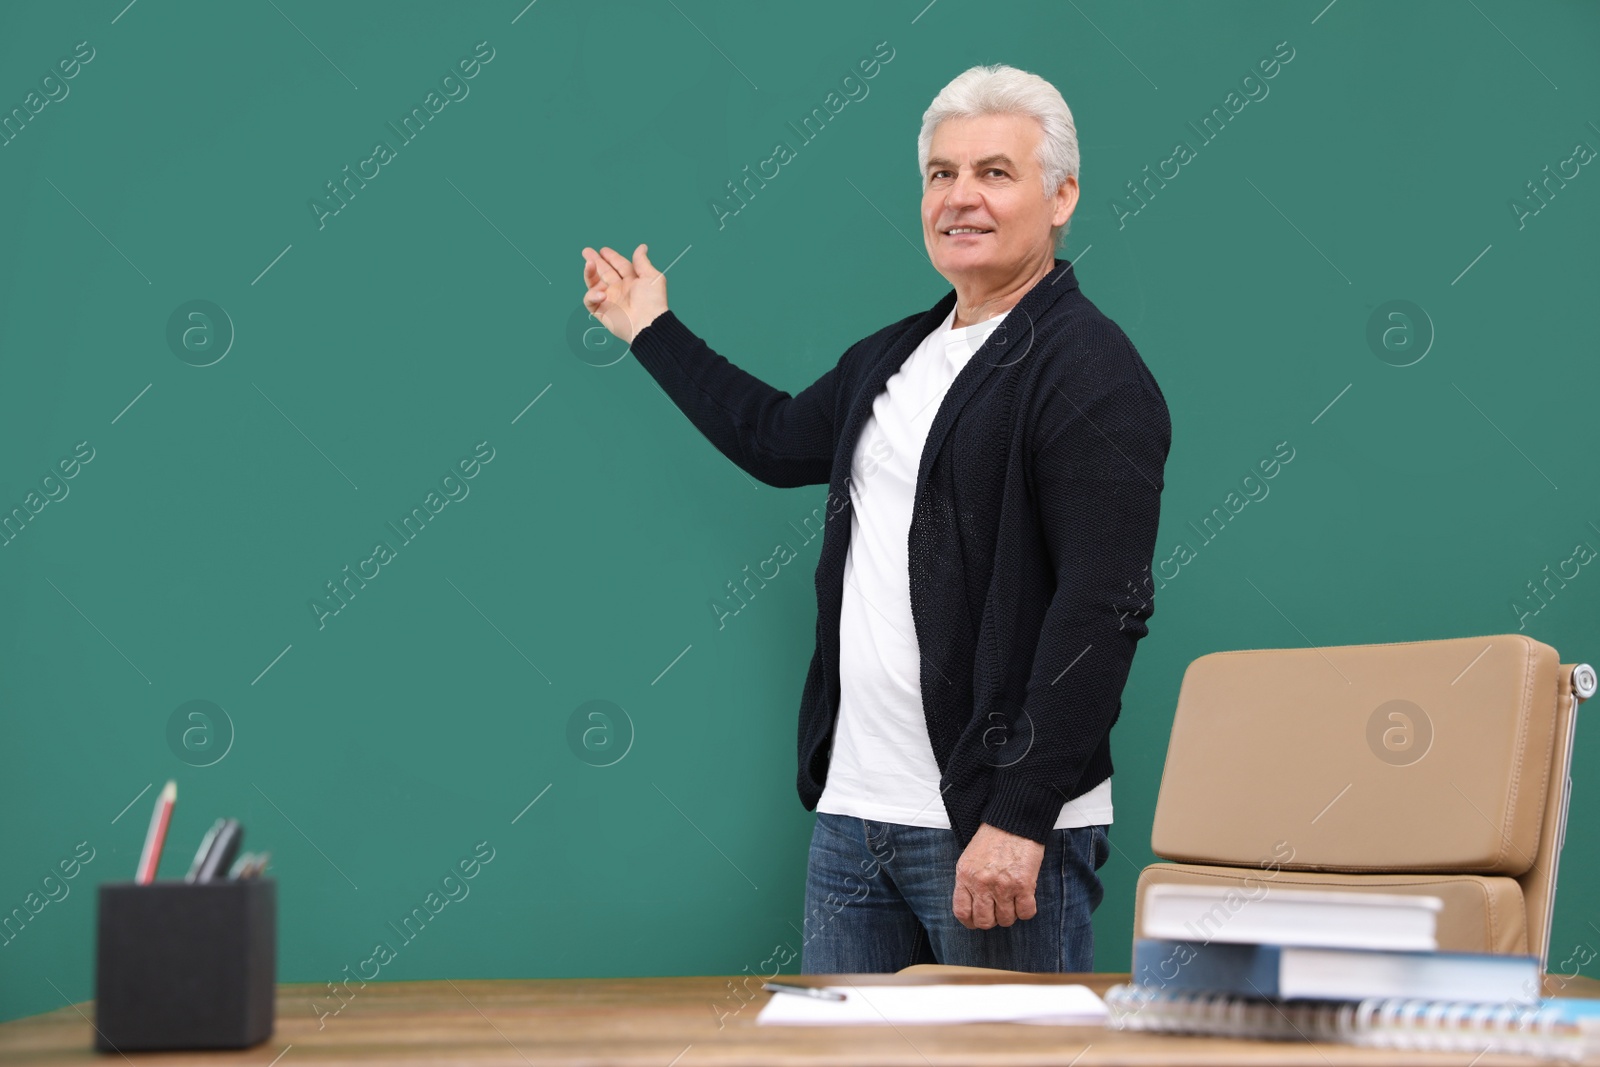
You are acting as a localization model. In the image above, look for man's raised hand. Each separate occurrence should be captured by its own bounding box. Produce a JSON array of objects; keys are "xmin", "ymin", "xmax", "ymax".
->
[{"xmin": 581, "ymin": 243, "xmax": 668, "ymax": 345}]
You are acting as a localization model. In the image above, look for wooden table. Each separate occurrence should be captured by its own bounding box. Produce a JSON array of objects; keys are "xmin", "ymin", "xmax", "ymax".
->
[{"xmin": 3, "ymin": 968, "xmax": 1594, "ymax": 1065}]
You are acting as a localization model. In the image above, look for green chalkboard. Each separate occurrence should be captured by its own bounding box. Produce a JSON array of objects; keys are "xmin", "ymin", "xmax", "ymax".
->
[{"xmin": 2, "ymin": 0, "xmax": 1597, "ymax": 1028}]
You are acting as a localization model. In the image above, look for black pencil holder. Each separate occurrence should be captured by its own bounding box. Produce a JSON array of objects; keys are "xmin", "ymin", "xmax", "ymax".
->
[{"xmin": 94, "ymin": 878, "xmax": 276, "ymax": 1051}]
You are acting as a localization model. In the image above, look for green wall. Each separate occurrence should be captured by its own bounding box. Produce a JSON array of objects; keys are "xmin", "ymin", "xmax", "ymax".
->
[{"xmin": 3, "ymin": 0, "xmax": 1598, "ymax": 1027}]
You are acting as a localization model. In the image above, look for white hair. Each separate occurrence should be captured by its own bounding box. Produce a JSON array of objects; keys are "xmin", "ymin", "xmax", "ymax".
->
[{"xmin": 917, "ymin": 64, "xmax": 1080, "ymax": 246}]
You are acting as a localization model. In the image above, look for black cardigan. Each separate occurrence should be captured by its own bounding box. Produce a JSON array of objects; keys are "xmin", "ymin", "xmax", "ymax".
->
[{"xmin": 628, "ymin": 258, "xmax": 1171, "ymax": 848}]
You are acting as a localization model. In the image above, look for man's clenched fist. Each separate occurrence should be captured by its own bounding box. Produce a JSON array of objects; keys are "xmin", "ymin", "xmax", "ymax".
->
[{"xmin": 953, "ymin": 822, "xmax": 1046, "ymax": 930}]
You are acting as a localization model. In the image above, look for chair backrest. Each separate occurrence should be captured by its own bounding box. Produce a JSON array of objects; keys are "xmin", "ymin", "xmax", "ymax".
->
[{"xmin": 1149, "ymin": 633, "xmax": 1589, "ymax": 966}]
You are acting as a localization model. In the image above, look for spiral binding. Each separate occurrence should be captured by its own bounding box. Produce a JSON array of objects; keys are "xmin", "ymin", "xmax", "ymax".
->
[
  {"xmin": 1104, "ymin": 984, "xmax": 1600, "ymax": 1062},
  {"xmin": 1104, "ymin": 984, "xmax": 1354, "ymax": 1041}
]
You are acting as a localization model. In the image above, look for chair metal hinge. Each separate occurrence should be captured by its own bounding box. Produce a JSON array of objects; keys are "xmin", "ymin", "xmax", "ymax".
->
[{"xmin": 1573, "ymin": 663, "xmax": 1597, "ymax": 703}]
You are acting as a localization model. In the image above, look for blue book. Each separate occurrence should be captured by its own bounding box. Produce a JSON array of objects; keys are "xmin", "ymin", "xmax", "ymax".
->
[{"xmin": 1133, "ymin": 937, "xmax": 1542, "ymax": 1004}]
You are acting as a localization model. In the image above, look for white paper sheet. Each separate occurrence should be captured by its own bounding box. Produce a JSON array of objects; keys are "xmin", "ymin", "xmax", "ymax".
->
[{"xmin": 755, "ymin": 983, "xmax": 1108, "ymax": 1026}]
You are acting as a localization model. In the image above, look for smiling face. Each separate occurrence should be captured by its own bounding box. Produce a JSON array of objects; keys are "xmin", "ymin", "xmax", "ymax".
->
[{"xmin": 921, "ymin": 112, "xmax": 1078, "ymax": 292}]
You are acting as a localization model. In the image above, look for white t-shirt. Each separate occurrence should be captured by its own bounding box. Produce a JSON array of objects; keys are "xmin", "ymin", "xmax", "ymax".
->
[{"xmin": 815, "ymin": 305, "xmax": 1113, "ymax": 830}]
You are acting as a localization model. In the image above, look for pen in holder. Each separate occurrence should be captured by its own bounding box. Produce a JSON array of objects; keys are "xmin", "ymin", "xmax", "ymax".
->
[{"xmin": 94, "ymin": 878, "xmax": 276, "ymax": 1051}]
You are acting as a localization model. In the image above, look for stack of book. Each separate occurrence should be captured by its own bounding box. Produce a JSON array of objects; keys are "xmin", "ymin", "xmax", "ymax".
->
[{"xmin": 1104, "ymin": 883, "xmax": 1600, "ymax": 1060}]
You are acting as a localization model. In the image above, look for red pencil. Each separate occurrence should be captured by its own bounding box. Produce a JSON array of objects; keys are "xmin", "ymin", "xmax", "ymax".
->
[{"xmin": 135, "ymin": 780, "xmax": 177, "ymax": 884}]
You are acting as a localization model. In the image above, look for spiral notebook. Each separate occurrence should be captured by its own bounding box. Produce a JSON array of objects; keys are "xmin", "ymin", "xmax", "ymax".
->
[{"xmin": 1104, "ymin": 984, "xmax": 1600, "ymax": 1062}]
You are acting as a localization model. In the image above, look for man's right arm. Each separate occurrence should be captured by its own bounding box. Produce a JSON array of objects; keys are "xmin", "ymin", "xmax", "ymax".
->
[{"xmin": 628, "ymin": 310, "xmax": 842, "ymax": 489}]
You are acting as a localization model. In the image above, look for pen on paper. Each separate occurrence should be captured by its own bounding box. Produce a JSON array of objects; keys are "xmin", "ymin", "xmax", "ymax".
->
[{"xmin": 763, "ymin": 982, "xmax": 847, "ymax": 1002}]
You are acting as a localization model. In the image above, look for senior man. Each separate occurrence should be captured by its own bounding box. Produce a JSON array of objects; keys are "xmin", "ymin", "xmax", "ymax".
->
[{"xmin": 581, "ymin": 64, "xmax": 1170, "ymax": 973}]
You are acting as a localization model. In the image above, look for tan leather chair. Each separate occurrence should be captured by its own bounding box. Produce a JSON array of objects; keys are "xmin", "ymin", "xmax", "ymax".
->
[{"xmin": 1134, "ymin": 634, "xmax": 1595, "ymax": 968}]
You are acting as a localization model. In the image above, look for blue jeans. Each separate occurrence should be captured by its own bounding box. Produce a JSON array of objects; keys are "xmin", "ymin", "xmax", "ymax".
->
[{"xmin": 798, "ymin": 813, "xmax": 1110, "ymax": 974}]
